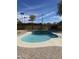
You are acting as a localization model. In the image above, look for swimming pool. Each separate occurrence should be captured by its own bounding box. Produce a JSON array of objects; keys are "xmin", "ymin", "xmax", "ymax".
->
[{"xmin": 21, "ymin": 31, "xmax": 58, "ymax": 43}]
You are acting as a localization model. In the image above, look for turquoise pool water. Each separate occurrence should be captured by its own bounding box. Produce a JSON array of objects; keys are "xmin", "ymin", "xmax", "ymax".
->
[{"xmin": 21, "ymin": 31, "xmax": 58, "ymax": 43}]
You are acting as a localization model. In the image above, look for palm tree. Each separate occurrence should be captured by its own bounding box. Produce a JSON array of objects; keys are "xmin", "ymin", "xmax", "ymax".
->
[
  {"xmin": 29, "ymin": 15, "xmax": 36, "ymax": 30},
  {"xmin": 41, "ymin": 14, "xmax": 44, "ymax": 30},
  {"xmin": 39, "ymin": 14, "xmax": 44, "ymax": 30},
  {"xmin": 24, "ymin": 16, "xmax": 27, "ymax": 23},
  {"xmin": 57, "ymin": 1, "xmax": 62, "ymax": 16},
  {"xmin": 57, "ymin": 1, "xmax": 62, "ymax": 31},
  {"xmin": 20, "ymin": 12, "xmax": 24, "ymax": 23}
]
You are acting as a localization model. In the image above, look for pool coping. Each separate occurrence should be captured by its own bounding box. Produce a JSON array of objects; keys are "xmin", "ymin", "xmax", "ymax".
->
[{"xmin": 17, "ymin": 32, "xmax": 62, "ymax": 48}]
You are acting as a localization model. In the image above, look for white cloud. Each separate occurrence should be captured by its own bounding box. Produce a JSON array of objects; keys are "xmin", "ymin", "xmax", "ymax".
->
[
  {"xmin": 23, "ymin": 3, "xmax": 48, "ymax": 11},
  {"xmin": 38, "ymin": 11, "xmax": 55, "ymax": 20},
  {"xmin": 17, "ymin": 13, "xmax": 30, "ymax": 23}
]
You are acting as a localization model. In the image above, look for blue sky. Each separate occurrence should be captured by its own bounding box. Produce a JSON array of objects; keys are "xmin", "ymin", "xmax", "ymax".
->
[{"xmin": 17, "ymin": 0, "xmax": 61, "ymax": 23}]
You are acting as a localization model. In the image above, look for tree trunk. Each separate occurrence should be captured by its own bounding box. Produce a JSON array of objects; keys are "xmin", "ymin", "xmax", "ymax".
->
[
  {"xmin": 32, "ymin": 21, "xmax": 33, "ymax": 30},
  {"xmin": 41, "ymin": 15, "xmax": 43, "ymax": 30}
]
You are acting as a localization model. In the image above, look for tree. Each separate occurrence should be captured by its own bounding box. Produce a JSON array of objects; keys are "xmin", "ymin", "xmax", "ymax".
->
[
  {"xmin": 39, "ymin": 14, "xmax": 44, "ymax": 30},
  {"xmin": 17, "ymin": 18, "xmax": 22, "ymax": 24},
  {"xmin": 29, "ymin": 15, "xmax": 36, "ymax": 30},
  {"xmin": 20, "ymin": 12, "xmax": 25, "ymax": 23},
  {"xmin": 57, "ymin": 0, "xmax": 62, "ymax": 31},
  {"xmin": 57, "ymin": 1, "xmax": 62, "ymax": 16}
]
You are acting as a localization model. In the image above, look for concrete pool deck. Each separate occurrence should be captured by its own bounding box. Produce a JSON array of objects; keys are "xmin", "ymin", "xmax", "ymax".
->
[
  {"xmin": 17, "ymin": 46, "xmax": 62, "ymax": 59},
  {"xmin": 17, "ymin": 30, "xmax": 62, "ymax": 48}
]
